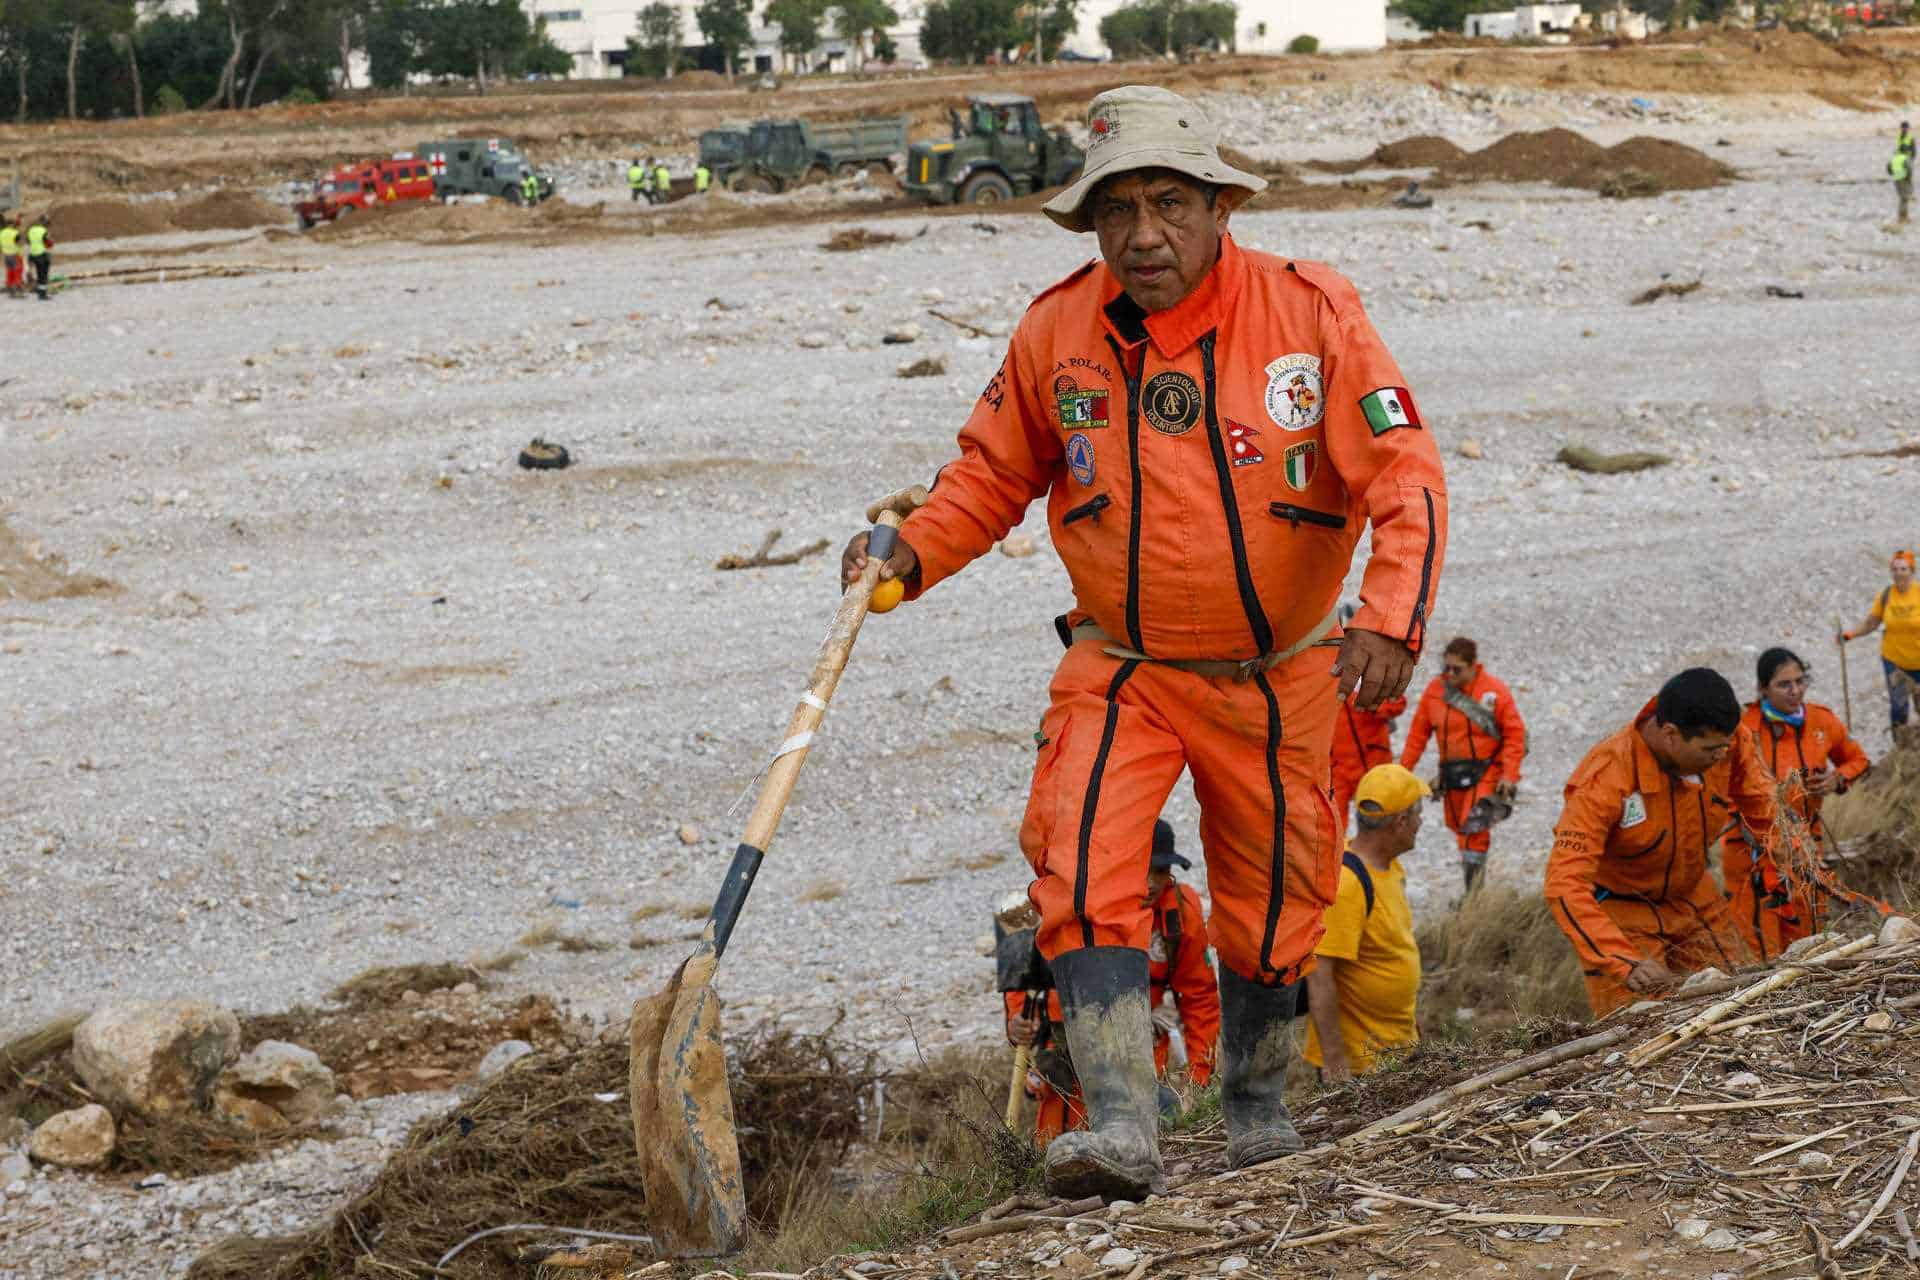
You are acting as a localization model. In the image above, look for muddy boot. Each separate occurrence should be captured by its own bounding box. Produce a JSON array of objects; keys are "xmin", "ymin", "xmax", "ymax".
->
[
  {"xmin": 1042, "ymin": 947, "xmax": 1164, "ymax": 1201},
  {"xmin": 1461, "ymin": 855, "xmax": 1485, "ymax": 892},
  {"xmin": 1218, "ymin": 967, "xmax": 1303, "ymax": 1169}
]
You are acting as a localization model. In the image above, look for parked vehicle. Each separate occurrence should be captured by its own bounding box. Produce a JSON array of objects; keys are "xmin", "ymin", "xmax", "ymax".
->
[
  {"xmin": 294, "ymin": 155, "xmax": 436, "ymax": 228},
  {"xmin": 1, "ymin": 157, "xmax": 20, "ymax": 214},
  {"xmin": 415, "ymin": 138, "xmax": 553, "ymax": 204},
  {"xmin": 701, "ymin": 115, "xmax": 909, "ymax": 193},
  {"xmin": 904, "ymin": 94, "xmax": 1084, "ymax": 206}
]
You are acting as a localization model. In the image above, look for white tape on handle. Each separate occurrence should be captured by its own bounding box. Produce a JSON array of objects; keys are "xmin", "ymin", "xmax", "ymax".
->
[
  {"xmin": 772, "ymin": 731, "xmax": 815, "ymax": 763},
  {"xmin": 799, "ymin": 692, "xmax": 828, "ymax": 711}
]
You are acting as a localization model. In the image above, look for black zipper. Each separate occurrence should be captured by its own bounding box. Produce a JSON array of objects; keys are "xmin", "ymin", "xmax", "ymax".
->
[
  {"xmin": 1198, "ymin": 333, "xmax": 1273, "ymax": 656},
  {"xmin": 1105, "ymin": 336, "xmax": 1146, "ymax": 653},
  {"xmin": 1062, "ymin": 493, "xmax": 1110, "ymax": 526},
  {"xmin": 1267, "ymin": 502, "xmax": 1347, "ymax": 530},
  {"xmin": 1407, "ymin": 487, "xmax": 1437, "ymax": 648}
]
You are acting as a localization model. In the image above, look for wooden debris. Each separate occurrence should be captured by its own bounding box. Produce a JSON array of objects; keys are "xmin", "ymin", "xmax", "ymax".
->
[
  {"xmin": 1555, "ymin": 445, "xmax": 1671, "ymax": 474},
  {"xmin": 1629, "ymin": 278, "xmax": 1701, "ymax": 304},
  {"xmin": 1834, "ymin": 1129, "xmax": 1919, "ymax": 1254},
  {"xmin": 714, "ymin": 529, "xmax": 830, "ymax": 571},
  {"xmin": 926, "ymin": 308, "xmax": 994, "ymax": 339}
]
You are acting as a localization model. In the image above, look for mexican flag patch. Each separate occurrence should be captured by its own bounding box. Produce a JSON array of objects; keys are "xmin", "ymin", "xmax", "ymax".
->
[{"xmin": 1359, "ymin": 387, "xmax": 1421, "ymax": 435}]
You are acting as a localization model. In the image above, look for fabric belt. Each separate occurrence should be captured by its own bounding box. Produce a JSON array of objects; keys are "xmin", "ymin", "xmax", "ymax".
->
[{"xmin": 1070, "ymin": 609, "xmax": 1340, "ymax": 683}]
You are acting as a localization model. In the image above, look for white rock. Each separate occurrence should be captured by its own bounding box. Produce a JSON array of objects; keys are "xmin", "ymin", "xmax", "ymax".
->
[
  {"xmin": 477, "ymin": 1040, "xmax": 536, "ymax": 1079},
  {"xmin": 1216, "ymin": 1258, "xmax": 1249, "ymax": 1274},
  {"xmin": 1797, "ymin": 1150, "xmax": 1833, "ymax": 1169},
  {"xmin": 0, "ymin": 1152, "xmax": 31, "ymax": 1185},
  {"xmin": 1672, "ymin": 1218, "xmax": 1711, "ymax": 1241},
  {"xmin": 28, "ymin": 1105, "xmax": 116, "ymax": 1168},
  {"xmin": 1724, "ymin": 1071, "xmax": 1762, "ymax": 1089},
  {"xmin": 224, "ymin": 1040, "xmax": 338, "ymax": 1124},
  {"xmin": 1700, "ymin": 1228, "xmax": 1740, "ymax": 1252},
  {"xmin": 72, "ymin": 1000, "xmax": 241, "ymax": 1118},
  {"xmin": 1451, "ymin": 1165, "xmax": 1481, "ymax": 1180},
  {"xmin": 1678, "ymin": 967, "xmax": 1727, "ymax": 994},
  {"xmin": 796, "ymin": 331, "xmax": 832, "ymax": 349},
  {"xmin": 999, "ymin": 533, "xmax": 1037, "ymax": 558},
  {"xmin": 1881, "ymin": 916, "xmax": 1920, "ymax": 946},
  {"xmin": 1097, "ymin": 1246, "xmax": 1136, "ymax": 1268}
]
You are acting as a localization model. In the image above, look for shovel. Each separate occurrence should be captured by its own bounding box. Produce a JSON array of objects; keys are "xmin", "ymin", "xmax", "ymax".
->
[{"xmin": 629, "ymin": 483, "xmax": 928, "ymax": 1258}]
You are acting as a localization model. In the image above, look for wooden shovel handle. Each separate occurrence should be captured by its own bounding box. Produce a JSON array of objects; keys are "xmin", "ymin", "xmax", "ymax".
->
[
  {"xmin": 865, "ymin": 484, "xmax": 930, "ymax": 524},
  {"xmin": 1005, "ymin": 1045, "xmax": 1031, "ymax": 1130}
]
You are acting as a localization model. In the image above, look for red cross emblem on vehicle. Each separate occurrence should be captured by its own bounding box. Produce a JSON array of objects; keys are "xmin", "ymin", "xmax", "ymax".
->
[
  {"xmin": 429, "ymin": 153, "xmax": 446, "ymax": 175},
  {"xmin": 487, "ymin": 138, "xmax": 500, "ymax": 153}
]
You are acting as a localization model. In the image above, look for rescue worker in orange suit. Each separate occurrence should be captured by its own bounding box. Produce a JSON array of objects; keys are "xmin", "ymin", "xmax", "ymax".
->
[
  {"xmin": 1722, "ymin": 647, "xmax": 1873, "ymax": 959},
  {"xmin": 1399, "ymin": 637, "xmax": 1526, "ymax": 890},
  {"xmin": 1004, "ymin": 821, "xmax": 1221, "ymax": 1146},
  {"xmin": 1545, "ymin": 668, "xmax": 1769, "ymax": 1018},
  {"xmin": 1330, "ymin": 606, "xmax": 1407, "ymax": 835},
  {"xmin": 841, "ymin": 85, "xmax": 1447, "ymax": 1199}
]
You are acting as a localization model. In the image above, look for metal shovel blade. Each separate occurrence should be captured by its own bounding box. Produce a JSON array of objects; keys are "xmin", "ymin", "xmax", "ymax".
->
[{"xmin": 629, "ymin": 937, "xmax": 746, "ymax": 1257}]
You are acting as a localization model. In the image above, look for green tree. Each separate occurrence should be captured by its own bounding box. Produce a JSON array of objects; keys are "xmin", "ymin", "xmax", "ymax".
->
[
  {"xmin": 695, "ymin": 0, "xmax": 752, "ymax": 78},
  {"xmin": 1097, "ymin": 0, "xmax": 1233, "ymax": 57},
  {"xmin": 361, "ymin": 0, "xmax": 421, "ymax": 88},
  {"xmin": 764, "ymin": 0, "xmax": 823, "ymax": 68},
  {"xmin": 832, "ymin": 0, "xmax": 897, "ymax": 64},
  {"xmin": 918, "ymin": 0, "xmax": 1021, "ymax": 62},
  {"xmin": 1393, "ymin": 0, "xmax": 1503, "ymax": 32},
  {"xmin": 413, "ymin": 0, "xmax": 550, "ymax": 91},
  {"xmin": 627, "ymin": 0, "xmax": 682, "ymax": 77}
]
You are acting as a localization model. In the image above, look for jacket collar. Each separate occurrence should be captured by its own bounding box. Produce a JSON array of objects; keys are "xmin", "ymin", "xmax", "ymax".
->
[
  {"xmin": 1628, "ymin": 698, "xmax": 1671, "ymax": 795},
  {"xmin": 1098, "ymin": 233, "xmax": 1249, "ymax": 359}
]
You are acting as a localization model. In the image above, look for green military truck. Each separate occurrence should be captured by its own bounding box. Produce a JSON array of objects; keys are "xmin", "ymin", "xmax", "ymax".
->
[
  {"xmin": 415, "ymin": 138, "xmax": 553, "ymax": 204},
  {"xmin": 700, "ymin": 115, "xmax": 909, "ymax": 194},
  {"xmin": 904, "ymin": 94, "xmax": 1085, "ymax": 206}
]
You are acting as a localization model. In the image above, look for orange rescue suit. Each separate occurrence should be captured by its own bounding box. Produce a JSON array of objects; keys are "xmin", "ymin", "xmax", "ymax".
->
[
  {"xmin": 1400, "ymin": 666, "xmax": 1526, "ymax": 855},
  {"xmin": 1330, "ymin": 695, "xmax": 1405, "ymax": 833},
  {"xmin": 1544, "ymin": 699, "xmax": 1771, "ymax": 1017},
  {"xmin": 1005, "ymin": 882, "xmax": 1221, "ymax": 1143},
  {"xmin": 1722, "ymin": 701, "xmax": 1873, "ymax": 958},
  {"xmin": 903, "ymin": 235, "xmax": 1449, "ymax": 984}
]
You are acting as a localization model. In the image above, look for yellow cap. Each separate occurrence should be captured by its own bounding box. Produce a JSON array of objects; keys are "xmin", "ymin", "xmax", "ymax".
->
[{"xmin": 1354, "ymin": 764, "xmax": 1431, "ymax": 817}]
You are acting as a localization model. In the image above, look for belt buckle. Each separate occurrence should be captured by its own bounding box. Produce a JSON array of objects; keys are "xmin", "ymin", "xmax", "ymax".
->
[{"xmin": 1234, "ymin": 656, "xmax": 1264, "ymax": 683}]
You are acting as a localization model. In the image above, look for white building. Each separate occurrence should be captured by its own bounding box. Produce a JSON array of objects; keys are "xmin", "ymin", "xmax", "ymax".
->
[
  {"xmin": 532, "ymin": 0, "xmax": 1380, "ymax": 78},
  {"xmin": 1464, "ymin": 3, "xmax": 1581, "ymax": 39},
  {"xmin": 1384, "ymin": 5, "xmax": 1425, "ymax": 42}
]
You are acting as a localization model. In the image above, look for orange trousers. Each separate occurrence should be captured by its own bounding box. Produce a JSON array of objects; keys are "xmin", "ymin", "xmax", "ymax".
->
[
  {"xmin": 1440, "ymin": 772, "xmax": 1496, "ymax": 858},
  {"xmin": 1028, "ymin": 1034, "xmax": 1174, "ymax": 1147},
  {"xmin": 1020, "ymin": 637, "xmax": 1339, "ymax": 984},
  {"xmin": 1722, "ymin": 845, "xmax": 1812, "ymax": 962},
  {"xmin": 1330, "ymin": 756, "xmax": 1365, "ymax": 840},
  {"xmin": 1582, "ymin": 879, "xmax": 1752, "ymax": 1017}
]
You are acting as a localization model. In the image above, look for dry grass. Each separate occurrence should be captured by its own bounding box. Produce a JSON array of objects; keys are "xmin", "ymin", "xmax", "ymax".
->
[
  {"xmin": 629, "ymin": 903, "xmax": 672, "ymax": 922},
  {"xmin": 1415, "ymin": 883, "xmax": 1588, "ymax": 1036},
  {"xmin": 799, "ymin": 878, "xmax": 846, "ymax": 904},
  {"xmin": 896, "ymin": 356, "xmax": 947, "ymax": 379},
  {"xmin": 895, "ymin": 872, "xmax": 939, "ymax": 886},
  {"xmin": 958, "ymin": 852, "xmax": 1008, "ymax": 871},
  {"xmin": 675, "ymin": 901, "xmax": 712, "ymax": 921},
  {"xmin": 1822, "ymin": 739, "xmax": 1920, "ymax": 913},
  {"xmin": 328, "ymin": 962, "xmax": 478, "ymax": 1007},
  {"xmin": 517, "ymin": 919, "xmax": 562, "ymax": 947},
  {"xmin": 822, "ymin": 226, "xmax": 898, "ymax": 252},
  {"xmin": 554, "ymin": 932, "xmax": 613, "ymax": 953},
  {"xmin": 472, "ymin": 948, "xmax": 525, "ymax": 972}
]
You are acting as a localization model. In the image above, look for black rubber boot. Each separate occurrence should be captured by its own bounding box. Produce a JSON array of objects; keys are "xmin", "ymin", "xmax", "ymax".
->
[
  {"xmin": 1043, "ymin": 946, "xmax": 1165, "ymax": 1201},
  {"xmin": 1218, "ymin": 966, "xmax": 1303, "ymax": 1169}
]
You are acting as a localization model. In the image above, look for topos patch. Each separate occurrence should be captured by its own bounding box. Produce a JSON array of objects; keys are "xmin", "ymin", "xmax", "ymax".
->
[
  {"xmin": 1054, "ymin": 374, "xmax": 1110, "ymax": 430},
  {"xmin": 1264, "ymin": 353, "xmax": 1325, "ymax": 431},
  {"xmin": 979, "ymin": 357, "xmax": 1009, "ymax": 413},
  {"xmin": 1282, "ymin": 440, "xmax": 1316, "ymax": 490},
  {"xmin": 1359, "ymin": 386, "xmax": 1423, "ymax": 435},
  {"xmin": 1066, "ymin": 433, "xmax": 1096, "ymax": 486},
  {"xmin": 1620, "ymin": 792, "xmax": 1648, "ymax": 830},
  {"xmin": 1227, "ymin": 418, "xmax": 1264, "ymax": 467},
  {"xmin": 1143, "ymin": 371, "xmax": 1201, "ymax": 436}
]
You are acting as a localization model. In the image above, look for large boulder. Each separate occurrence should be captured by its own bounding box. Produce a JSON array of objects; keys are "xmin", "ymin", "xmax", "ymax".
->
[
  {"xmin": 28, "ymin": 1105, "xmax": 116, "ymax": 1168},
  {"xmin": 71, "ymin": 1001, "xmax": 241, "ymax": 1118},
  {"xmin": 218, "ymin": 1040, "xmax": 338, "ymax": 1126}
]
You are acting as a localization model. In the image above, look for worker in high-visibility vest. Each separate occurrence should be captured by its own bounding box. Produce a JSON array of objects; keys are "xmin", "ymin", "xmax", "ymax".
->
[
  {"xmin": 653, "ymin": 162, "xmax": 672, "ymax": 203},
  {"xmin": 1892, "ymin": 121, "xmax": 1914, "ymax": 227},
  {"xmin": 694, "ymin": 162, "xmax": 711, "ymax": 194},
  {"xmin": 628, "ymin": 158, "xmax": 647, "ymax": 202},
  {"xmin": 26, "ymin": 215, "xmax": 53, "ymax": 301},
  {"xmin": 1, "ymin": 213, "xmax": 23, "ymax": 298}
]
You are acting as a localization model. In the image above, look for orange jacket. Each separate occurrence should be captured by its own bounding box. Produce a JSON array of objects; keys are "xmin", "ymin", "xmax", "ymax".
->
[
  {"xmin": 1332, "ymin": 695, "xmax": 1406, "ymax": 781},
  {"xmin": 1399, "ymin": 667, "xmax": 1527, "ymax": 782},
  {"xmin": 901, "ymin": 234, "xmax": 1447, "ymax": 660},
  {"xmin": 1544, "ymin": 698, "xmax": 1775, "ymax": 981},
  {"xmin": 1734, "ymin": 701, "xmax": 1869, "ymax": 828},
  {"xmin": 1004, "ymin": 882, "xmax": 1221, "ymax": 1083}
]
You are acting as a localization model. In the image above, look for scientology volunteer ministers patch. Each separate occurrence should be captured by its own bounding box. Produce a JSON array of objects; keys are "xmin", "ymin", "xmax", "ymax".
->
[{"xmin": 1359, "ymin": 386, "xmax": 1422, "ymax": 435}]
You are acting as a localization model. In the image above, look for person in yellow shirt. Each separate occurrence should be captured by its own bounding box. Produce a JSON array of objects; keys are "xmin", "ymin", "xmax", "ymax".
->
[
  {"xmin": 1303, "ymin": 763, "xmax": 1426, "ymax": 1080},
  {"xmin": 1840, "ymin": 549, "xmax": 1920, "ymax": 737}
]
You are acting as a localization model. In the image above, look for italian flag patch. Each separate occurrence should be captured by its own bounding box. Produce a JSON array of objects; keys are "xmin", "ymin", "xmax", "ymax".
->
[{"xmin": 1359, "ymin": 387, "xmax": 1421, "ymax": 435}]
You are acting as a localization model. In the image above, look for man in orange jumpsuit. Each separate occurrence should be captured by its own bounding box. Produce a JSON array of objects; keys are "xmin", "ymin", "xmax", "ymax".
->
[
  {"xmin": 1005, "ymin": 821, "xmax": 1221, "ymax": 1144},
  {"xmin": 1400, "ymin": 637, "xmax": 1526, "ymax": 890},
  {"xmin": 1329, "ymin": 603, "xmax": 1407, "ymax": 835},
  {"xmin": 1723, "ymin": 647, "xmax": 1874, "ymax": 959},
  {"xmin": 1545, "ymin": 668, "xmax": 1770, "ymax": 1018},
  {"xmin": 842, "ymin": 85, "xmax": 1447, "ymax": 1198}
]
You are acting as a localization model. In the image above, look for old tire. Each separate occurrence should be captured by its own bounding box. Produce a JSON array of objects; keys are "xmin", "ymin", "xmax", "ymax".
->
[
  {"xmin": 734, "ymin": 174, "xmax": 776, "ymax": 195},
  {"xmin": 959, "ymin": 172, "xmax": 1015, "ymax": 205},
  {"xmin": 298, "ymin": 213, "xmax": 314, "ymax": 230},
  {"xmin": 836, "ymin": 161, "xmax": 862, "ymax": 179},
  {"xmin": 802, "ymin": 164, "xmax": 832, "ymax": 186},
  {"xmin": 518, "ymin": 439, "xmax": 571, "ymax": 471},
  {"xmin": 503, "ymin": 185, "xmax": 523, "ymax": 205}
]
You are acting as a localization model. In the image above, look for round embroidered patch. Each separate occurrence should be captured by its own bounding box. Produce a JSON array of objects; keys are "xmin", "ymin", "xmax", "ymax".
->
[
  {"xmin": 1066, "ymin": 433, "xmax": 1096, "ymax": 486},
  {"xmin": 1264, "ymin": 353, "xmax": 1325, "ymax": 431},
  {"xmin": 1143, "ymin": 371, "xmax": 1201, "ymax": 436}
]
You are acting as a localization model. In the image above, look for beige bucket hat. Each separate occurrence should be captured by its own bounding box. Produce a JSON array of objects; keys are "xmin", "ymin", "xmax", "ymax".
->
[{"xmin": 1043, "ymin": 85, "xmax": 1266, "ymax": 233}]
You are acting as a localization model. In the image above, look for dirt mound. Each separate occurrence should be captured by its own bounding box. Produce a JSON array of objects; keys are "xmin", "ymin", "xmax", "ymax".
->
[
  {"xmin": 47, "ymin": 198, "xmax": 176, "ymax": 242},
  {"xmin": 0, "ymin": 517, "xmax": 118, "ymax": 602},
  {"xmin": 1439, "ymin": 128, "xmax": 1732, "ymax": 196},
  {"xmin": 308, "ymin": 198, "xmax": 608, "ymax": 245},
  {"xmin": 172, "ymin": 189, "xmax": 289, "ymax": 231},
  {"xmin": 1373, "ymin": 135, "xmax": 1468, "ymax": 169},
  {"xmin": 670, "ymin": 69, "xmax": 727, "ymax": 89}
]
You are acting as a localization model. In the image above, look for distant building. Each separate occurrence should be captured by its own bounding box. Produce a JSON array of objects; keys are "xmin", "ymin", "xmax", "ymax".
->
[
  {"xmin": 1385, "ymin": 5, "xmax": 1425, "ymax": 42},
  {"xmin": 1465, "ymin": 3, "xmax": 1582, "ymax": 38}
]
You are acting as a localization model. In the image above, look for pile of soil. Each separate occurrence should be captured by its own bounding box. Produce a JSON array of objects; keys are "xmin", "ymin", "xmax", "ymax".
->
[
  {"xmin": 1373, "ymin": 135, "xmax": 1469, "ymax": 169},
  {"xmin": 310, "ymin": 197, "xmax": 608, "ymax": 245},
  {"xmin": 0, "ymin": 517, "xmax": 118, "ymax": 602},
  {"xmin": 1439, "ymin": 128, "xmax": 1733, "ymax": 195},
  {"xmin": 47, "ymin": 198, "xmax": 176, "ymax": 242},
  {"xmin": 171, "ymin": 190, "xmax": 288, "ymax": 232}
]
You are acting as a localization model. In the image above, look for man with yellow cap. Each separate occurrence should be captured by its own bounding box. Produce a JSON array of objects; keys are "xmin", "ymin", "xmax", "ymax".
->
[
  {"xmin": 1303, "ymin": 764, "xmax": 1427, "ymax": 1081},
  {"xmin": 840, "ymin": 84, "xmax": 1447, "ymax": 1199}
]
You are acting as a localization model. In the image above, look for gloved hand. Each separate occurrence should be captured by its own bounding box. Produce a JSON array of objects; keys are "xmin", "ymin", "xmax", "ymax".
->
[
  {"xmin": 1494, "ymin": 780, "xmax": 1518, "ymax": 803},
  {"xmin": 1149, "ymin": 1002, "xmax": 1180, "ymax": 1036}
]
